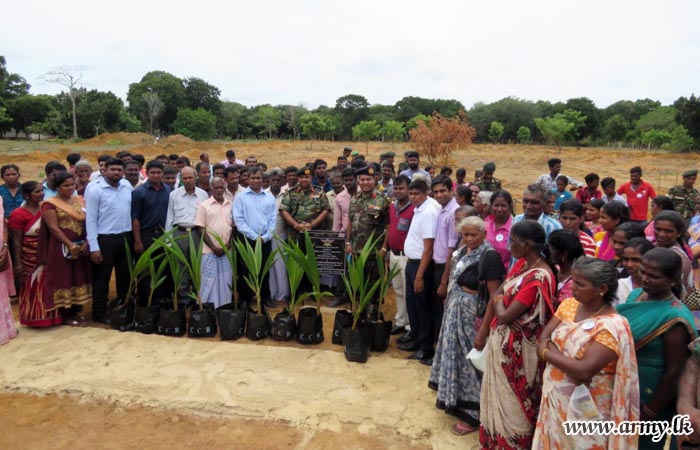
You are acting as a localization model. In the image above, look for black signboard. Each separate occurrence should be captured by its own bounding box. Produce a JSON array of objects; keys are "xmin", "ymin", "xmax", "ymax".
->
[{"xmin": 308, "ymin": 230, "xmax": 346, "ymax": 276}]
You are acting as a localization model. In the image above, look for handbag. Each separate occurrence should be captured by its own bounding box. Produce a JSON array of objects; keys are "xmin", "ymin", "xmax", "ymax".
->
[
  {"xmin": 475, "ymin": 249, "xmax": 497, "ymax": 318},
  {"xmin": 683, "ymin": 288, "xmax": 700, "ymax": 310},
  {"xmin": 61, "ymin": 240, "xmax": 85, "ymax": 259}
]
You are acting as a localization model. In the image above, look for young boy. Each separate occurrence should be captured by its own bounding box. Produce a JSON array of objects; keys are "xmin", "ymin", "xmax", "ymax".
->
[
  {"xmin": 576, "ymin": 173, "xmax": 602, "ymax": 206},
  {"xmin": 553, "ymin": 175, "xmax": 573, "ymax": 214},
  {"xmin": 600, "ymin": 177, "xmax": 627, "ymax": 205}
]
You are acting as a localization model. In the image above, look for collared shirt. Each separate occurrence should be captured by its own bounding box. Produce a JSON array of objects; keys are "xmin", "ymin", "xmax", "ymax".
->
[
  {"xmin": 575, "ymin": 188, "xmax": 602, "ymax": 205},
  {"xmin": 165, "ymin": 186, "xmax": 209, "ymax": 230},
  {"xmin": 475, "ymin": 177, "xmax": 502, "ymax": 192},
  {"xmin": 387, "ymin": 199, "xmax": 415, "ymax": 252},
  {"xmin": 333, "ymin": 189, "xmax": 353, "ymax": 233},
  {"xmin": 602, "ymin": 193, "xmax": 627, "ymax": 205},
  {"xmin": 312, "ymin": 177, "xmax": 332, "ymax": 193},
  {"xmin": 348, "ymin": 190, "xmax": 390, "ymax": 250},
  {"xmin": 0, "ymin": 185, "xmax": 22, "ymax": 218},
  {"xmin": 404, "ymin": 199, "xmax": 439, "ymax": 259},
  {"xmin": 85, "ymin": 178, "xmax": 133, "ymax": 251},
  {"xmin": 233, "ymin": 187, "xmax": 276, "ymax": 242},
  {"xmin": 668, "ymin": 185, "xmax": 700, "ymax": 220},
  {"xmin": 433, "ymin": 198, "xmax": 460, "ymax": 264},
  {"xmin": 131, "ymin": 181, "xmax": 172, "ymax": 230},
  {"xmin": 399, "ymin": 168, "xmax": 431, "ymax": 183},
  {"xmin": 221, "ymin": 159, "xmax": 245, "ymax": 168},
  {"xmin": 42, "ymin": 182, "xmax": 58, "ymax": 200},
  {"xmin": 223, "ymin": 184, "xmax": 245, "ymax": 203},
  {"xmin": 617, "ymin": 180, "xmax": 657, "ymax": 221},
  {"xmin": 378, "ymin": 179, "xmax": 394, "ymax": 197},
  {"xmin": 536, "ymin": 173, "xmax": 583, "ymax": 191},
  {"xmin": 485, "ymin": 214, "xmax": 513, "ymax": 270},
  {"xmin": 513, "ymin": 212, "xmax": 562, "ymax": 237},
  {"xmin": 194, "ymin": 197, "xmax": 233, "ymax": 254}
]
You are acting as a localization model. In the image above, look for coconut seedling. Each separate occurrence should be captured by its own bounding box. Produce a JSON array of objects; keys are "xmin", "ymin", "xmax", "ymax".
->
[
  {"xmin": 285, "ymin": 232, "xmax": 333, "ymax": 314},
  {"xmin": 341, "ymin": 232, "xmax": 383, "ymax": 329},
  {"xmin": 234, "ymin": 236, "xmax": 278, "ymax": 316}
]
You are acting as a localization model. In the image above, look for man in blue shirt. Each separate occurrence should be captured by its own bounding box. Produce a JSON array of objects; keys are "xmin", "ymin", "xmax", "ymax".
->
[
  {"xmin": 42, "ymin": 161, "xmax": 67, "ymax": 200},
  {"xmin": 233, "ymin": 166, "xmax": 277, "ymax": 307},
  {"xmin": 399, "ymin": 150, "xmax": 431, "ymax": 183},
  {"xmin": 85, "ymin": 157, "xmax": 133, "ymax": 323},
  {"xmin": 513, "ymin": 183, "xmax": 562, "ymax": 237},
  {"xmin": 132, "ymin": 160, "xmax": 172, "ymax": 305}
]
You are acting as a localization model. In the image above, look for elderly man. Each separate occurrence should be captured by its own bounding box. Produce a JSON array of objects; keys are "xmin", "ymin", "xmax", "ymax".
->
[
  {"xmin": 194, "ymin": 177, "xmax": 233, "ymax": 308},
  {"xmin": 233, "ymin": 167, "xmax": 277, "ymax": 308},
  {"xmin": 513, "ymin": 183, "xmax": 562, "ymax": 236},
  {"xmin": 165, "ymin": 166, "xmax": 209, "ymax": 300}
]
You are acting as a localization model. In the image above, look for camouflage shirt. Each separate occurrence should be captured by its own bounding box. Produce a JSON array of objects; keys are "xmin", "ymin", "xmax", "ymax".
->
[
  {"xmin": 668, "ymin": 185, "xmax": 700, "ymax": 220},
  {"xmin": 348, "ymin": 190, "xmax": 390, "ymax": 251},
  {"xmin": 279, "ymin": 185, "xmax": 330, "ymax": 241},
  {"xmin": 475, "ymin": 177, "xmax": 502, "ymax": 192}
]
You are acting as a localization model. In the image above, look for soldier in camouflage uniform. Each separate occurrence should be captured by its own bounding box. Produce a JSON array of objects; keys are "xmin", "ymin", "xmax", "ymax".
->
[
  {"xmin": 340, "ymin": 165, "xmax": 390, "ymax": 306},
  {"xmin": 279, "ymin": 167, "xmax": 330, "ymax": 242},
  {"xmin": 474, "ymin": 161, "xmax": 502, "ymax": 192},
  {"xmin": 668, "ymin": 169, "xmax": 700, "ymax": 222}
]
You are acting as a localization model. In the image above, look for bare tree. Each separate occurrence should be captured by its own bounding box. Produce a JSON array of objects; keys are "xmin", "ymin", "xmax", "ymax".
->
[
  {"xmin": 142, "ymin": 91, "xmax": 163, "ymax": 135},
  {"xmin": 41, "ymin": 65, "xmax": 86, "ymax": 139}
]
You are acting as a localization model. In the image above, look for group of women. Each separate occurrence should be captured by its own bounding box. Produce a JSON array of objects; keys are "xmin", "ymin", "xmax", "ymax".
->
[
  {"xmin": 0, "ymin": 166, "xmax": 92, "ymax": 346},
  {"xmin": 429, "ymin": 188, "xmax": 700, "ymax": 449}
]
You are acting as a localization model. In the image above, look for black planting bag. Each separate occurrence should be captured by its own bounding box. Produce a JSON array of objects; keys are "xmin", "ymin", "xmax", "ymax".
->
[
  {"xmin": 216, "ymin": 303, "xmax": 247, "ymax": 341},
  {"xmin": 246, "ymin": 311, "xmax": 270, "ymax": 341},
  {"xmin": 133, "ymin": 304, "xmax": 161, "ymax": 334},
  {"xmin": 332, "ymin": 309, "xmax": 353, "ymax": 345},
  {"xmin": 108, "ymin": 297, "xmax": 134, "ymax": 332},
  {"xmin": 369, "ymin": 319, "xmax": 392, "ymax": 352},
  {"xmin": 188, "ymin": 303, "xmax": 217, "ymax": 338},
  {"xmin": 296, "ymin": 307, "xmax": 324, "ymax": 345},
  {"xmin": 271, "ymin": 310, "xmax": 297, "ymax": 341},
  {"xmin": 156, "ymin": 305, "xmax": 187, "ymax": 337},
  {"xmin": 342, "ymin": 324, "xmax": 370, "ymax": 363}
]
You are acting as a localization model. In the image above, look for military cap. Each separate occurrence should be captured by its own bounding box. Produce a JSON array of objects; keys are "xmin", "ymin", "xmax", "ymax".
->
[
  {"xmin": 355, "ymin": 165, "xmax": 376, "ymax": 177},
  {"xmin": 296, "ymin": 167, "xmax": 313, "ymax": 176},
  {"xmin": 343, "ymin": 147, "xmax": 352, "ymax": 152},
  {"xmin": 351, "ymin": 150, "xmax": 360, "ymax": 157},
  {"xmin": 483, "ymin": 162, "xmax": 496, "ymax": 174},
  {"xmin": 683, "ymin": 169, "xmax": 698, "ymax": 177},
  {"xmin": 404, "ymin": 150, "xmax": 420, "ymax": 158},
  {"xmin": 380, "ymin": 151, "xmax": 396, "ymax": 158}
]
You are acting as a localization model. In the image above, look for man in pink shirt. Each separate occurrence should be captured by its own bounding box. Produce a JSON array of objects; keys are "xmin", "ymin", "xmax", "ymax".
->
[
  {"xmin": 329, "ymin": 168, "xmax": 358, "ymax": 307},
  {"xmin": 617, "ymin": 166, "xmax": 657, "ymax": 225}
]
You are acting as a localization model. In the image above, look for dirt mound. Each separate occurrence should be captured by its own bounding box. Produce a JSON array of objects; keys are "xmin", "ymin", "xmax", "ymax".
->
[
  {"xmin": 160, "ymin": 134, "xmax": 194, "ymax": 144},
  {"xmin": 77, "ymin": 132, "xmax": 154, "ymax": 147}
]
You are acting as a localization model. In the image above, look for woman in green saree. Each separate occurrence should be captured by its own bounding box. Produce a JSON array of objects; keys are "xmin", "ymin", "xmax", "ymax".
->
[{"xmin": 617, "ymin": 247, "xmax": 697, "ymax": 450}]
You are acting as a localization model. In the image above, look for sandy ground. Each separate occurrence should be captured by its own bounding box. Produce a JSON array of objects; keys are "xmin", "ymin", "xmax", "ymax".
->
[{"xmin": 0, "ymin": 322, "xmax": 475, "ymax": 449}]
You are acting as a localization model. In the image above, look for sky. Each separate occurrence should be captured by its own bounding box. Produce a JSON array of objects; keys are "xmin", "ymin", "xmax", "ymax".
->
[{"xmin": 2, "ymin": 0, "xmax": 698, "ymax": 110}]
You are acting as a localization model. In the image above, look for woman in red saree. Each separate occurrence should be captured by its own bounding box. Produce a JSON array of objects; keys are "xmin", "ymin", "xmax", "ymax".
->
[
  {"xmin": 7, "ymin": 181, "xmax": 55, "ymax": 326},
  {"xmin": 36, "ymin": 172, "xmax": 92, "ymax": 326},
  {"xmin": 479, "ymin": 220, "xmax": 557, "ymax": 450}
]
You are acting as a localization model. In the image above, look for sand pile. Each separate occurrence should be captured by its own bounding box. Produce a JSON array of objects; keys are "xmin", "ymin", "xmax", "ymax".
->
[
  {"xmin": 0, "ymin": 325, "xmax": 470, "ymax": 449},
  {"xmin": 77, "ymin": 132, "xmax": 154, "ymax": 146},
  {"xmin": 161, "ymin": 134, "xmax": 194, "ymax": 144}
]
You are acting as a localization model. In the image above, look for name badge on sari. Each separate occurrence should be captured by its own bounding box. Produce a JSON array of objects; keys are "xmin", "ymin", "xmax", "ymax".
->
[{"xmin": 581, "ymin": 320, "xmax": 595, "ymax": 331}]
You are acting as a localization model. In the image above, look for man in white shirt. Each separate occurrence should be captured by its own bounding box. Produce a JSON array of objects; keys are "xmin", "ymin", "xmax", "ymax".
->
[
  {"xmin": 165, "ymin": 166, "xmax": 209, "ymax": 300},
  {"xmin": 398, "ymin": 178, "xmax": 439, "ymax": 364}
]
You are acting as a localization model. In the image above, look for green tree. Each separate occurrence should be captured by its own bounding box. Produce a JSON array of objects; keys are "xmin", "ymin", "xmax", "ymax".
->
[
  {"xmin": 563, "ymin": 97, "xmax": 600, "ymax": 140},
  {"xmin": 488, "ymin": 121, "xmax": 505, "ymax": 143},
  {"xmin": 74, "ymin": 89, "xmax": 124, "ymax": 137},
  {"xmin": 119, "ymin": 109, "xmax": 142, "ymax": 132},
  {"xmin": 173, "ymin": 107, "xmax": 217, "ymax": 141},
  {"xmin": 368, "ymin": 104, "xmax": 396, "ymax": 125},
  {"xmin": 0, "ymin": 106, "xmax": 13, "ymax": 135},
  {"xmin": 334, "ymin": 94, "xmax": 369, "ymax": 139},
  {"xmin": 640, "ymin": 129, "xmax": 672, "ymax": 148},
  {"xmin": 394, "ymin": 96, "xmax": 465, "ymax": 122},
  {"xmin": 250, "ymin": 105, "xmax": 283, "ymax": 139},
  {"xmin": 534, "ymin": 116, "xmax": 574, "ymax": 146},
  {"xmin": 352, "ymin": 120, "xmax": 381, "ymax": 151},
  {"xmin": 603, "ymin": 114, "xmax": 630, "ymax": 142},
  {"xmin": 557, "ymin": 109, "xmax": 587, "ymax": 141},
  {"xmin": 381, "ymin": 120, "xmax": 405, "ymax": 143},
  {"xmin": 8, "ymin": 95, "xmax": 56, "ymax": 136},
  {"xmin": 127, "ymin": 71, "xmax": 185, "ymax": 133},
  {"xmin": 406, "ymin": 113, "xmax": 431, "ymax": 130},
  {"xmin": 218, "ymin": 101, "xmax": 248, "ymax": 138},
  {"xmin": 516, "ymin": 126, "xmax": 531, "ymax": 143},
  {"xmin": 636, "ymin": 106, "xmax": 678, "ymax": 132},
  {"xmin": 0, "ymin": 56, "xmax": 30, "ymax": 105},
  {"xmin": 664, "ymin": 125, "xmax": 694, "ymax": 152},
  {"xmin": 673, "ymin": 95, "xmax": 700, "ymax": 149},
  {"xmin": 468, "ymin": 97, "xmax": 538, "ymax": 143},
  {"xmin": 300, "ymin": 112, "xmax": 327, "ymax": 139},
  {"xmin": 183, "ymin": 77, "xmax": 221, "ymax": 115},
  {"xmin": 280, "ymin": 104, "xmax": 308, "ymax": 138}
]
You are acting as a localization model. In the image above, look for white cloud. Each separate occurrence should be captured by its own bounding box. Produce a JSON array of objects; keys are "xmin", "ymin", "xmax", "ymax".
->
[{"xmin": 3, "ymin": 0, "xmax": 698, "ymax": 109}]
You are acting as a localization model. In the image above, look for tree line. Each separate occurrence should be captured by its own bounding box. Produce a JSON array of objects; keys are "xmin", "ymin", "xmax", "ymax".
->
[{"xmin": 0, "ymin": 56, "xmax": 698, "ymax": 151}]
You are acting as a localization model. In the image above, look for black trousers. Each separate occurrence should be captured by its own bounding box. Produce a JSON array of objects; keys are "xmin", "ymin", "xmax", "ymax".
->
[
  {"xmin": 238, "ymin": 236, "xmax": 272, "ymax": 305},
  {"xmin": 172, "ymin": 228, "xmax": 201, "ymax": 301},
  {"xmin": 92, "ymin": 232, "xmax": 133, "ymax": 320},
  {"xmin": 136, "ymin": 227, "xmax": 172, "ymax": 306},
  {"xmin": 431, "ymin": 263, "xmax": 447, "ymax": 342},
  {"xmin": 405, "ymin": 259, "xmax": 436, "ymax": 353}
]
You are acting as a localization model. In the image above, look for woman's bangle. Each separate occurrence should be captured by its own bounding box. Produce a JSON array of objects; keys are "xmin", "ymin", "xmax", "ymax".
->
[
  {"xmin": 541, "ymin": 348, "xmax": 549, "ymax": 361},
  {"xmin": 642, "ymin": 404, "xmax": 656, "ymax": 418}
]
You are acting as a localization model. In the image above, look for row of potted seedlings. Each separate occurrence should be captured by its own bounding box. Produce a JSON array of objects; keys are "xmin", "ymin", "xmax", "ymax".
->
[{"xmin": 107, "ymin": 231, "xmax": 398, "ymax": 363}]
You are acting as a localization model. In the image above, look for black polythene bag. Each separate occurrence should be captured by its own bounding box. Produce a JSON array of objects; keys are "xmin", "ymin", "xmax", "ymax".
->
[
  {"xmin": 188, "ymin": 303, "xmax": 217, "ymax": 338},
  {"xmin": 296, "ymin": 307, "xmax": 324, "ymax": 345},
  {"xmin": 271, "ymin": 310, "xmax": 297, "ymax": 341},
  {"xmin": 133, "ymin": 304, "xmax": 161, "ymax": 334},
  {"xmin": 246, "ymin": 311, "xmax": 270, "ymax": 341},
  {"xmin": 156, "ymin": 305, "xmax": 187, "ymax": 337},
  {"xmin": 369, "ymin": 319, "xmax": 392, "ymax": 352},
  {"xmin": 332, "ymin": 309, "xmax": 353, "ymax": 345},
  {"xmin": 342, "ymin": 324, "xmax": 370, "ymax": 363},
  {"xmin": 216, "ymin": 303, "xmax": 247, "ymax": 341},
  {"xmin": 108, "ymin": 297, "xmax": 134, "ymax": 332}
]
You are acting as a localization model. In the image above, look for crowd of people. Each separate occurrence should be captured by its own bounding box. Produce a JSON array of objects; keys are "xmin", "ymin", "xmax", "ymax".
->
[{"xmin": 3, "ymin": 147, "xmax": 700, "ymax": 448}]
